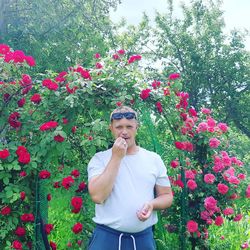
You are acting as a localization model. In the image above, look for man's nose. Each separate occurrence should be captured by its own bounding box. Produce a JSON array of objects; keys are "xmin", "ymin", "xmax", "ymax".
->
[{"xmin": 121, "ymin": 128, "xmax": 128, "ymax": 135}]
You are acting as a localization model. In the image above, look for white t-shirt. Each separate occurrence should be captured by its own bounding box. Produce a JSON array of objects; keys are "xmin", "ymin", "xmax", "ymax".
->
[{"xmin": 87, "ymin": 147, "xmax": 171, "ymax": 233}]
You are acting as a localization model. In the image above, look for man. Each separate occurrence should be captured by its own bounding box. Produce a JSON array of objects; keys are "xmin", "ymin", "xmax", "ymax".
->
[{"xmin": 87, "ymin": 106, "xmax": 173, "ymax": 250}]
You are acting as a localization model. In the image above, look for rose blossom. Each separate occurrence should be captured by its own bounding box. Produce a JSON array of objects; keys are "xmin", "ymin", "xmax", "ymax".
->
[
  {"xmin": 72, "ymin": 222, "xmax": 83, "ymax": 234},
  {"xmin": 1, "ymin": 206, "xmax": 11, "ymax": 215},
  {"xmin": 50, "ymin": 241, "xmax": 57, "ymax": 250},
  {"xmin": 223, "ymin": 208, "xmax": 234, "ymax": 216},
  {"xmin": 170, "ymin": 160, "xmax": 179, "ymax": 168},
  {"xmin": 12, "ymin": 240, "xmax": 22, "ymax": 250},
  {"xmin": 204, "ymin": 174, "xmax": 216, "ymax": 184},
  {"xmin": 233, "ymin": 214, "xmax": 243, "ymax": 222},
  {"xmin": 45, "ymin": 224, "xmax": 54, "ymax": 234},
  {"xmin": 71, "ymin": 197, "xmax": 83, "ymax": 213},
  {"xmin": 40, "ymin": 121, "xmax": 58, "ymax": 131},
  {"xmin": 217, "ymin": 183, "xmax": 229, "ymax": 195},
  {"xmin": 39, "ymin": 170, "xmax": 51, "ymax": 179},
  {"xmin": 204, "ymin": 196, "xmax": 217, "ymax": 211},
  {"xmin": 20, "ymin": 191, "xmax": 26, "ymax": 200},
  {"xmin": 54, "ymin": 135, "xmax": 65, "ymax": 142},
  {"xmin": 215, "ymin": 216, "xmax": 224, "ymax": 226},
  {"xmin": 186, "ymin": 220, "xmax": 198, "ymax": 233},
  {"xmin": 15, "ymin": 226, "xmax": 26, "ymax": 237},
  {"xmin": 30, "ymin": 93, "xmax": 42, "ymax": 104},
  {"xmin": 62, "ymin": 176, "xmax": 74, "ymax": 189},
  {"xmin": 71, "ymin": 169, "xmax": 80, "ymax": 178},
  {"xmin": 0, "ymin": 149, "xmax": 10, "ymax": 159},
  {"xmin": 169, "ymin": 73, "xmax": 180, "ymax": 80},
  {"xmin": 217, "ymin": 122, "xmax": 228, "ymax": 133},
  {"xmin": 20, "ymin": 213, "xmax": 34, "ymax": 222},
  {"xmin": 187, "ymin": 179, "xmax": 197, "ymax": 190},
  {"xmin": 140, "ymin": 89, "xmax": 151, "ymax": 100},
  {"xmin": 209, "ymin": 138, "xmax": 220, "ymax": 148}
]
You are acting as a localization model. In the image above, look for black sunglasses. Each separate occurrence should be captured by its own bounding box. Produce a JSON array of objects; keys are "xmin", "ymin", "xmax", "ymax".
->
[{"xmin": 111, "ymin": 112, "xmax": 137, "ymax": 121}]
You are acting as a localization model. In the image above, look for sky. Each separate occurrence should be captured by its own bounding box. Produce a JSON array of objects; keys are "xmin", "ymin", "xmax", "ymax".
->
[{"xmin": 110, "ymin": 0, "xmax": 250, "ymax": 50}]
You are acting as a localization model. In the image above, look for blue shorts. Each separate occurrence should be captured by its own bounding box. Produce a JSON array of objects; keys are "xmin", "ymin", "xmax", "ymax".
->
[{"xmin": 87, "ymin": 224, "xmax": 156, "ymax": 250}]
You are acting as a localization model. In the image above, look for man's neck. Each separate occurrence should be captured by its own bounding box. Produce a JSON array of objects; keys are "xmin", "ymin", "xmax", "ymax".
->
[{"xmin": 126, "ymin": 145, "xmax": 139, "ymax": 155}]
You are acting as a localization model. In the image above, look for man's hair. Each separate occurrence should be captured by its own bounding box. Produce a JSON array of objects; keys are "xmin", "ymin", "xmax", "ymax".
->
[{"xmin": 110, "ymin": 106, "xmax": 138, "ymax": 121}]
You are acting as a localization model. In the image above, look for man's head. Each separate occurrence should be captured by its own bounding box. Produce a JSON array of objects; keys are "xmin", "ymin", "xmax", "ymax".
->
[{"xmin": 109, "ymin": 106, "xmax": 138, "ymax": 148}]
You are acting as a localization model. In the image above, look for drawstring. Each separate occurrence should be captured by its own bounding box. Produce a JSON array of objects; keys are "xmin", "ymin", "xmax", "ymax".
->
[
  {"xmin": 118, "ymin": 233, "xmax": 137, "ymax": 250},
  {"xmin": 118, "ymin": 233, "xmax": 123, "ymax": 250},
  {"xmin": 130, "ymin": 235, "xmax": 137, "ymax": 250}
]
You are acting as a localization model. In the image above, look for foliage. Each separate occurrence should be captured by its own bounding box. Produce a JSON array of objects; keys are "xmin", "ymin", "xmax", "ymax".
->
[
  {"xmin": 151, "ymin": 0, "xmax": 250, "ymax": 138},
  {"xmin": 0, "ymin": 0, "xmax": 120, "ymax": 72},
  {"xmin": 0, "ymin": 43, "xmax": 249, "ymax": 250}
]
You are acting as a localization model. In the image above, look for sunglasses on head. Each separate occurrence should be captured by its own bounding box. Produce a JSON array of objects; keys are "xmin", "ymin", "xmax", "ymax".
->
[{"xmin": 111, "ymin": 112, "xmax": 137, "ymax": 121}]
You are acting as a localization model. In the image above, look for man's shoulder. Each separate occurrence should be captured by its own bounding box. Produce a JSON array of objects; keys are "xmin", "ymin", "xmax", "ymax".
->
[
  {"xmin": 94, "ymin": 148, "xmax": 112, "ymax": 159},
  {"xmin": 139, "ymin": 147, "xmax": 161, "ymax": 159}
]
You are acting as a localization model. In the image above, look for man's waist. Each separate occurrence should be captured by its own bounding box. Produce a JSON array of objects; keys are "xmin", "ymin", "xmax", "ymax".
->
[{"xmin": 95, "ymin": 223, "xmax": 153, "ymax": 236}]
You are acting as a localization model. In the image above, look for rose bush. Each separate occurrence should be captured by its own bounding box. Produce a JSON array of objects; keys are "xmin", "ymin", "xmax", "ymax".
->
[{"xmin": 0, "ymin": 43, "xmax": 249, "ymax": 249}]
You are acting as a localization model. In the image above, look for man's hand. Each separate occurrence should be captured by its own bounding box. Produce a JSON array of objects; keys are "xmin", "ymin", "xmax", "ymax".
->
[
  {"xmin": 112, "ymin": 137, "xmax": 127, "ymax": 159},
  {"xmin": 136, "ymin": 202, "xmax": 153, "ymax": 222}
]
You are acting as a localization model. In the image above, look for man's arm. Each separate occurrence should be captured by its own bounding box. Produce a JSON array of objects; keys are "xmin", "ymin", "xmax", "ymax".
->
[
  {"xmin": 88, "ymin": 137, "xmax": 126, "ymax": 204},
  {"xmin": 137, "ymin": 185, "xmax": 173, "ymax": 221},
  {"xmin": 88, "ymin": 156, "xmax": 121, "ymax": 204}
]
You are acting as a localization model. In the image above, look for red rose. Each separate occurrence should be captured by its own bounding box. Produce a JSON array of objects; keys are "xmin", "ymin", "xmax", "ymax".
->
[
  {"xmin": 168, "ymin": 72, "xmax": 180, "ymax": 80},
  {"xmin": 72, "ymin": 222, "xmax": 83, "ymax": 234},
  {"xmin": 140, "ymin": 89, "xmax": 151, "ymax": 100},
  {"xmin": 42, "ymin": 79, "xmax": 59, "ymax": 91},
  {"xmin": 128, "ymin": 54, "xmax": 141, "ymax": 64},
  {"xmin": 20, "ymin": 213, "xmax": 34, "ymax": 222},
  {"xmin": 20, "ymin": 191, "xmax": 26, "ymax": 201},
  {"xmin": 12, "ymin": 50, "xmax": 25, "ymax": 63},
  {"xmin": 62, "ymin": 176, "xmax": 74, "ymax": 190},
  {"xmin": 71, "ymin": 126, "xmax": 77, "ymax": 133},
  {"xmin": 39, "ymin": 170, "xmax": 51, "ymax": 179},
  {"xmin": 1, "ymin": 206, "xmax": 11, "ymax": 215},
  {"xmin": 76, "ymin": 182, "xmax": 87, "ymax": 192},
  {"xmin": 8, "ymin": 112, "xmax": 22, "ymax": 128},
  {"xmin": 12, "ymin": 240, "xmax": 23, "ymax": 250},
  {"xmin": 94, "ymin": 53, "xmax": 101, "ymax": 59},
  {"xmin": 71, "ymin": 197, "xmax": 83, "ymax": 213},
  {"xmin": 17, "ymin": 98, "xmax": 26, "ymax": 107},
  {"xmin": 117, "ymin": 49, "xmax": 125, "ymax": 55},
  {"xmin": 30, "ymin": 93, "xmax": 42, "ymax": 104},
  {"xmin": 15, "ymin": 226, "xmax": 26, "ymax": 237},
  {"xmin": 25, "ymin": 55, "xmax": 36, "ymax": 67},
  {"xmin": 45, "ymin": 224, "xmax": 54, "ymax": 234},
  {"xmin": 156, "ymin": 101, "xmax": 163, "ymax": 113},
  {"xmin": 233, "ymin": 214, "xmax": 243, "ymax": 222},
  {"xmin": 186, "ymin": 220, "xmax": 198, "ymax": 233},
  {"xmin": 71, "ymin": 169, "xmax": 80, "ymax": 178},
  {"xmin": 170, "ymin": 160, "xmax": 179, "ymax": 168},
  {"xmin": 54, "ymin": 135, "xmax": 65, "ymax": 142},
  {"xmin": 40, "ymin": 121, "xmax": 58, "ymax": 131},
  {"xmin": 47, "ymin": 194, "xmax": 52, "ymax": 201},
  {"xmin": 49, "ymin": 241, "xmax": 57, "ymax": 250},
  {"xmin": 18, "ymin": 152, "xmax": 30, "ymax": 164},
  {"xmin": 20, "ymin": 171, "xmax": 27, "ymax": 177},
  {"xmin": 215, "ymin": 216, "xmax": 224, "ymax": 226},
  {"xmin": 0, "ymin": 149, "xmax": 10, "ymax": 159},
  {"xmin": 0, "ymin": 44, "xmax": 10, "ymax": 54}
]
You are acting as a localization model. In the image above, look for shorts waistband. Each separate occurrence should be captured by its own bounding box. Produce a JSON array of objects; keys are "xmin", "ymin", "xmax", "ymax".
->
[{"xmin": 95, "ymin": 224, "xmax": 152, "ymax": 237}]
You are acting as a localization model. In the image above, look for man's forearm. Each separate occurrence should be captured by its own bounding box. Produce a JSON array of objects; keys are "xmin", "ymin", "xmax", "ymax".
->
[
  {"xmin": 151, "ymin": 193, "xmax": 173, "ymax": 210},
  {"xmin": 88, "ymin": 157, "xmax": 121, "ymax": 204}
]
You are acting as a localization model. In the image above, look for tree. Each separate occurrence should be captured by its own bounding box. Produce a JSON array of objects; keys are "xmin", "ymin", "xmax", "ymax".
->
[
  {"xmin": 0, "ymin": 0, "xmax": 120, "ymax": 72},
  {"xmin": 153, "ymin": 0, "xmax": 250, "ymax": 138}
]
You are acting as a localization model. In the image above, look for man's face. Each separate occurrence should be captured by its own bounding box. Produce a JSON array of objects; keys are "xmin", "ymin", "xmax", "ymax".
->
[{"xmin": 110, "ymin": 117, "xmax": 138, "ymax": 148}]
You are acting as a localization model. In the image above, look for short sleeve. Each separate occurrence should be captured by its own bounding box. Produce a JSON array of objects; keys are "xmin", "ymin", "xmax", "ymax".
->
[
  {"xmin": 87, "ymin": 154, "xmax": 106, "ymax": 181},
  {"xmin": 155, "ymin": 154, "xmax": 171, "ymax": 187}
]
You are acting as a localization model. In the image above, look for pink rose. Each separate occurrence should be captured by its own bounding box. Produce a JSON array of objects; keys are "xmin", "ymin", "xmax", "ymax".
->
[
  {"xmin": 204, "ymin": 174, "xmax": 216, "ymax": 184},
  {"xmin": 217, "ymin": 183, "xmax": 229, "ymax": 195},
  {"xmin": 186, "ymin": 220, "xmax": 198, "ymax": 233}
]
